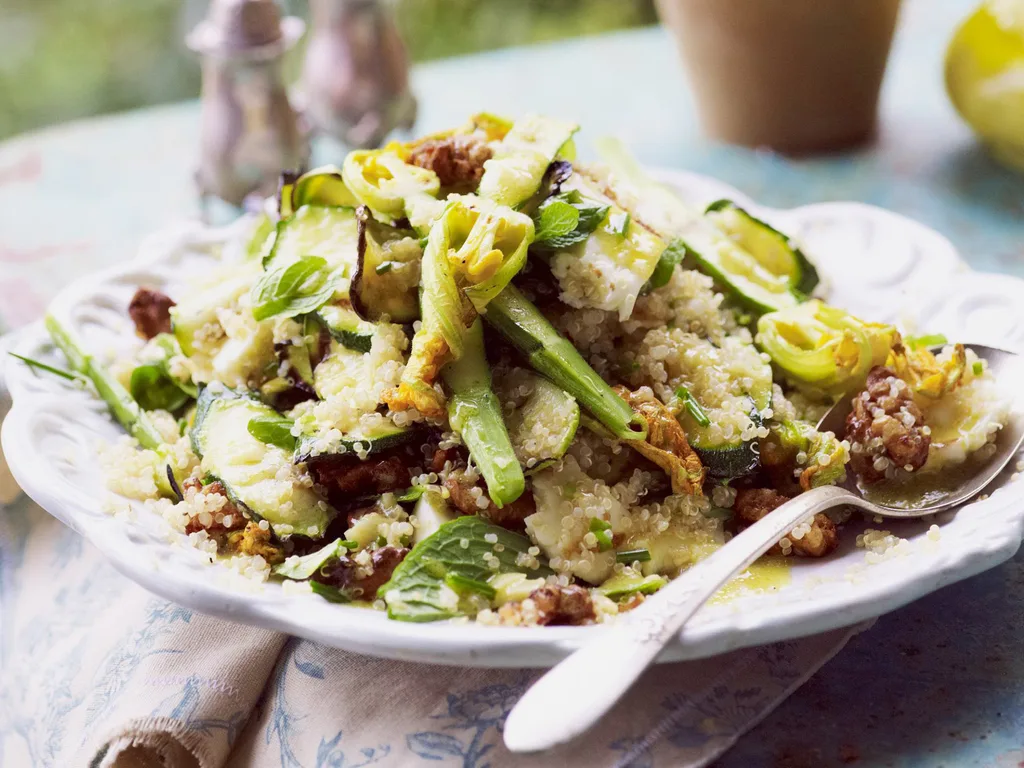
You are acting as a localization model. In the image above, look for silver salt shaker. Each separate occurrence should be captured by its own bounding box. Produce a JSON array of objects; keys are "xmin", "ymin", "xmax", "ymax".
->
[
  {"xmin": 301, "ymin": 0, "xmax": 417, "ymax": 149},
  {"xmin": 187, "ymin": 0, "xmax": 309, "ymax": 208}
]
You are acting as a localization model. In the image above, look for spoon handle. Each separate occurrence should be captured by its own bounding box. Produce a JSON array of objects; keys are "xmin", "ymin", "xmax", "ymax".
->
[{"xmin": 503, "ymin": 484, "xmax": 867, "ymax": 754}]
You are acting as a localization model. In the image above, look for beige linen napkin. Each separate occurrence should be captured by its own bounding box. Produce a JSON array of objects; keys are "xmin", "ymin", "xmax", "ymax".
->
[{"xmin": 0, "ymin": 349, "xmax": 868, "ymax": 768}]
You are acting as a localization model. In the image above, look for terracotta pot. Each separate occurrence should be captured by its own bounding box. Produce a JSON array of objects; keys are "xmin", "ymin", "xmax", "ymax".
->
[{"xmin": 657, "ymin": 0, "xmax": 902, "ymax": 153}]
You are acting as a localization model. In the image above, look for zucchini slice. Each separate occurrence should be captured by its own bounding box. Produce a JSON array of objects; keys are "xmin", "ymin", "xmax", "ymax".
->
[
  {"xmin": 706, "ymin": 200, "xmax": 820, "ymax": 296},
  {"xmin": 190, "ymin": 387, "xmax": 333, "ymax": 537},
  {"xmin": 505, "ymin": 374, "xmax": 580, "ymax": 473},
  {"xmin": 263, "ymin": 205, "xmax": 360, "ymax": 280},
  {"xmin": 279, "ymin": 165, "xmax": 360, "ymax": 218},
  {"xmin": 351, "ymin": 206, "xmax": 422, "ymax": 323},
  {"xmin": 677, "ymin": 214, "xmax": 801, "ymax": 314},
  {"xmin": 684, "ymin": 364, "xmax": 773, "ymax": 481},
  {"xmin": 315, "ymin": 302, "xmax": 374, "ymax": 354},
  {"xmin": 294, "ymin": 419, "xmax": 416, "ymax": 463}
]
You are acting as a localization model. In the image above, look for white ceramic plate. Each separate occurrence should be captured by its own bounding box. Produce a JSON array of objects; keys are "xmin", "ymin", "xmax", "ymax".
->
[{"xmin": 5, "ymin": 170, "xmax": 1024, "ymax": 668}]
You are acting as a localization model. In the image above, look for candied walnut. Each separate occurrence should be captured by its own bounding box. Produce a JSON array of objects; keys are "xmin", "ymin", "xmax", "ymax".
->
[
  {"xmin": 430, "ymin": 446, "xmax": 462, "ymax": 474},
  {"xmin": 316, "ymin": 546, "xmax": 408, "ymax": 600},
  {"xmin": 733, "ymin": 488, "xmax": 839, "ymax": 558},
  {"xmin": 128, "ymin": 287, "xmax": 175, "ymax": 340},
  {"xmin": 309, "ymin": 453, "xmax": 411, "ymax": 508},
  {"xmin": 846, "ymin": 366, "xmax": 930, "ymax": 484},
  {"xmin": 443, "ymin": 471, "xmax": 536, "ymax": 531},
  {"xmin": 407, "ymin": 134, "xmax": 493, "ymax": 189},
  {"xmin": 528, "ymin": 584, "xmax": 596, "ymax": 626},
  {"xmin": 225, "ymin": 521, "xmax": 285, "ymax": 565}
]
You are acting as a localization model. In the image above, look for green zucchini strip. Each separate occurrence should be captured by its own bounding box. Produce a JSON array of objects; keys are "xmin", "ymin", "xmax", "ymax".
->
[
  {"xmin": 442, "ymin": 320, "xmax": 525, "ymax": 508},
  {"xmin": 46, "ymin": 314, "xmax": 166, "ymax": 451},
  {"xmin": 484, "ymin": 285, "xmax": 647, "ymax": 442}
]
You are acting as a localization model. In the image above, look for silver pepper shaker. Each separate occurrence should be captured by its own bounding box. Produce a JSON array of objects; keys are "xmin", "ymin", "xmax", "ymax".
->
[
  {"xmin": 187, "ymin": 0, "xmax": 308, "ymax": 209},
  {"xmin": 301, "ymin": 0, "xmax": 417, "ymax": 149}
]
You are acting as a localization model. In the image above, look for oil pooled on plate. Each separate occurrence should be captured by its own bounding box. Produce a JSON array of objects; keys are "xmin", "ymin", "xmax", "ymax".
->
[{"xmin": 712, "ymin": 556, "xmax": 791, "ymax": 603}]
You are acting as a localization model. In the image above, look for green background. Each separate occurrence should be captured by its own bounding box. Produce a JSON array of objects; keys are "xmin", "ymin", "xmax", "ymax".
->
[{"xmin": 0, "ymin": 0, "xmax": 656, "ymax": 140}]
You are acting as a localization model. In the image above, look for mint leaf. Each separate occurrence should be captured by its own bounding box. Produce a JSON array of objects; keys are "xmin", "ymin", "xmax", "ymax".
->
[
  {"xmin": 533, "ymin": 200, "xmax": 579, "ymax": 242},
  {"xmin": 380, "ymin": 516, "xmax": 551, "ymax": 622},
  {"xmin": 251, "ymin": 255, "xmax": 339, "ymax": 321},
  {"xmin": 532, "ymin": 191, "xmax": 611, "ymax": 251},
  {"xmin": 644, "ymin": 238, "xmax": 688, "ymax": 291},
  {"xmin": 247, "ymin": 414, "xmax": 297, "ymax": 451},
  {"xmin": 130, "ymin": 363, "xmax": 192, "ymax": 412}
]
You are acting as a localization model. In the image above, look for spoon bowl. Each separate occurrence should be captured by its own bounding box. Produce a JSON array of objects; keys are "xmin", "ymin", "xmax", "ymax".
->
[
  {"xmin": 818, "ymin": 343, "xmax": 1024, "ymax": 518},
  {"xmin": 503, "ymin": 343, "xmax": 1024, "ymax": 755}
]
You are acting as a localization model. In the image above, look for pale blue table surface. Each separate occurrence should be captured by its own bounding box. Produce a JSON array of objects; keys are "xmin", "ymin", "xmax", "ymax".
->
[{"xmin": 2, "ymin": 0, "xmax": 1024, "ymax": 764}]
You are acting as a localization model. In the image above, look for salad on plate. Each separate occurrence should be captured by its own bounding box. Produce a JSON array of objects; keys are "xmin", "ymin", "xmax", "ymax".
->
[{"xmin": 22, "ymin": 113, "xmax": 1011, "ymax": 627}]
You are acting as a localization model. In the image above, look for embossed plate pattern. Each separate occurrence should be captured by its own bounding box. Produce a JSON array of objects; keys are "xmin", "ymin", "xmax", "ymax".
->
[{"xmin": 4, "ymin": 170, "xmax": 1024, "ymax": 667}]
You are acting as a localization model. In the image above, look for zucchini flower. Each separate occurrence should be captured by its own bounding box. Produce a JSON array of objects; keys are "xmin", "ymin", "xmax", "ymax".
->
[
  {"xmin": 384, "ymin": 196, "xmax": 534, "ymax": 418},
  {"xmin": 342, "ymin": 150, "xmax": 442, "ymax": 230},
  {"xmin": 766, "ymin": 419, "xmax": 849, "ymax": 491},
  {"xmin": 756, "ymin": 300, "xmax": 897, "ymax": 398},
  {"xmin": 477, "ymin": 114, "xmax": 579, "ymax": 208},
  {"xmin": 888, "ymin": 341, "xmax": 966, "ymax": 399},
  {"xmin": 614, "ymin": 386, "xmax": 705, "ymax": 495}
]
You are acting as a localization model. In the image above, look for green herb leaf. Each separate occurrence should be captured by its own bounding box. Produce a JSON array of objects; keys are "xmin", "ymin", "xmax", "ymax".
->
[
  {"xmin": 273, "ymin": 539, "xmax": 345, "ymax": 580},
  {"xmin": 380, "ymin": 516, "xmax": 551, "ymax": 622},
  {"xmin": 532, "ymin": 191, "xmax": 610, "ymax": 250},
  {"xmin": 7, "ymin": 351, "xmax": 84, "ymax": 383},
  {"xmin": 615, "ymin": 548, "xmax": 651, "ymax": 564},
  {"xmin": 251, "ymin": 255, "xmax": 339, "ymax": 322},
  {"xmin": 644, "ymin": 239, "xmax": 688, "ymax": 291},
  {"xmin": 675, "ymin": 385, "xmax": 711, "ymax": 428},
  {"xmin": 247, "ymin": 414, "xmax": 297, "ymax": 451},
  {"xmin": 533, "ymin": 199, "xmax": 580, "ymax": 242},
  {"xmin": 703, "ymin": 505, "xmax": 734, "ymax": 520},
  {"xmin": 905, "ymin": 333, "xmax": 948, "ymax": 350},
  {"xmin": 588, "ymin": 517, "xmax": 614, "ymax": 551},
  {"xmin": 444, "ymin": 572, "xmax": 497, "ymax": 599},
  {"xmin": 608, "ymin": 211, "xmax": 631, "ymax": 237},
  {"xmin": 394, "ymin": 486, "xmax": 425, "ymax": 503},
  {"xmin": 309, "ymin": 581, "xmax": 351, "ymax": 603},
  {"xmin": 130, "ymin": 363, "xmax": 192, "ymax": 412}
]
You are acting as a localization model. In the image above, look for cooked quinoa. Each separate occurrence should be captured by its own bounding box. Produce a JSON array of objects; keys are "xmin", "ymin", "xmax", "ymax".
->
[{"xmin": 54, "ymin": 113, "xmax": 1008, "ymax": 627}]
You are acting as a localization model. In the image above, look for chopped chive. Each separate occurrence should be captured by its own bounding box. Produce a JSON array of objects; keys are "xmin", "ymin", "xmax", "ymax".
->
[
  {"xmin": 8, "ymin": 351, "xmax": 83, "ymax": 382},
  {"xmin": 444, "ymin": 573, "xmax": 497, "ymax": 599},
  {"xmin": 615, "ymin": 548, "xmax": 651, "ymax": 564},
  {"xmin": 905, "ymin": 333, "xmax": 947, "ymax": 350},
  {"xmin": 675, "ymin": 385, "xmax": 710, "ymax": 428},
  {"xmin": 375, "ymin": 261, "xmax": 394, "ymax": 275},
  {"xmin": 339, "ymin": 539, "xmax": 359, "ymax": 550},
  {"xmin": 309, "ymin": 581, "xmax": 350, "ymax": 603},
  {"xmin": 973, "ymin": 361, "xmax": 984, "ymax": 376},
  {"xmin": 589, "ymin": 517, "xmax": 614, "ymax": 551}
]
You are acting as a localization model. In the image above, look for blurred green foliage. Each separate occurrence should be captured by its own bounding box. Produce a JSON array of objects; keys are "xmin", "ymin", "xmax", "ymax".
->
[{"xmin": 0, "ymin": 0, "xmax": 656, "ymax": 140}]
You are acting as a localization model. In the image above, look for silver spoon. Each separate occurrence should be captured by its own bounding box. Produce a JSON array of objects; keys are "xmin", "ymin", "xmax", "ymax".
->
[{"xmin": 503, "ymin": 343, "xmax": 1024, "ymax": 754}]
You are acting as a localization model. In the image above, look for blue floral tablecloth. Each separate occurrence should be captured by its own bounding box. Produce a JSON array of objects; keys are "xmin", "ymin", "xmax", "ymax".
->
[{"xmin": 2, "ymin": 0, "xmax": 1024, "ymax": 764}]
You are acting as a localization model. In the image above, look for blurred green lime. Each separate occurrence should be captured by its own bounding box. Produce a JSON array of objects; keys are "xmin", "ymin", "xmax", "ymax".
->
[{"xmin": 946, "ymin": 0, "xmax": 1024, "ymax": 171}]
